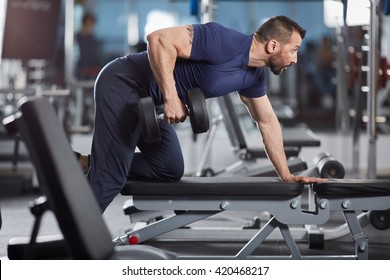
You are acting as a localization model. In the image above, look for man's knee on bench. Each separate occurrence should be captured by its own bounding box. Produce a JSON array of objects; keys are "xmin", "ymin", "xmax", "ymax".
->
[
  {"xmin": 74, "ymin": 152, "xmax": 89, "ymax": 174},
  {"xmin": 74, "ymin": 151, "xmax": 184, "ymax": 181}
]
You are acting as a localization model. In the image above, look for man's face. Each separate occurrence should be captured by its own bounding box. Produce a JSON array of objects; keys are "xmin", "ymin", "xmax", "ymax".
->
[{"xmin": 268, "ymin": 31, "xmax": 302, "ymax": 75}]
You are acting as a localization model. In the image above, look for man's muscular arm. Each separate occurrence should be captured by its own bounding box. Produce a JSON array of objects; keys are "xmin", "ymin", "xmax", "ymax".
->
[
  {"xmin": 240, "ymin": 94, "xmax": 326, "ymax": 184},
  {"xmin": 146, "ymin": 25, "xmax": 194, "ymax": 123}
]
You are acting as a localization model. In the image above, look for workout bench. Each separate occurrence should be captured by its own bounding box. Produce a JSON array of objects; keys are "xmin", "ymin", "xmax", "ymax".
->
[
  {"xmin": 120, "ymin": 150, "xmax": 346, "ymax": 249},
  {"xmin": 115, "ymin": 177, "xmax": 390, "ymax": 259}
]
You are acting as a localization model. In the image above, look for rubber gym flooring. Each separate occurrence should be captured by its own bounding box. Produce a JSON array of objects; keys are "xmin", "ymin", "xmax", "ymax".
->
[{"xmin": 1, "ymin": 183, "xmax": 390, "ymax": 260}]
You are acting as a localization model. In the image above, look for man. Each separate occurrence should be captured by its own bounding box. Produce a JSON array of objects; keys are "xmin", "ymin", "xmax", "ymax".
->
[
  {"xmin": 86, "ymin": 15, "xmax": 325, "ymax": 212},
  {"xmin": 76, "ymin": 13, "xmax": 101, "ymax": 79}
]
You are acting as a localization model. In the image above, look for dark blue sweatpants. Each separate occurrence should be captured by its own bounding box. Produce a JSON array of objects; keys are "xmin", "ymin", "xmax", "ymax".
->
[{"xmin": 87, "ymin": 58, "xmax": 184, "ymax": 212}]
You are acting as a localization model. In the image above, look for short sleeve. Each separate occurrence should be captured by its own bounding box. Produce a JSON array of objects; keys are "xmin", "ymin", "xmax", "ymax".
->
[{"xmin": 238, "ymin": 68, "xmax": 267, "ymax": 98}]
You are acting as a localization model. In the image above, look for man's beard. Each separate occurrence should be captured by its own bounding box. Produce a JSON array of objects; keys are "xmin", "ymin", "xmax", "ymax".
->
[{"xmin": 268, "ymin": 51, "xmax": 290, "ymax": 75}]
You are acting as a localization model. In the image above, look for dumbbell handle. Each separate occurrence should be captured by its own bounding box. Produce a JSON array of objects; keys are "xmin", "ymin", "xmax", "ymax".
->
[
  {"xmin": 157, "ymin": 110, "xmax": 189, "ymax": 121},
  {"xmin": 157, "ymin": 114, "xmax": 164, "ymax": 121},
  {"xmin": 138, "ymin": 88, "xmax": 208, "ymax": 143}
]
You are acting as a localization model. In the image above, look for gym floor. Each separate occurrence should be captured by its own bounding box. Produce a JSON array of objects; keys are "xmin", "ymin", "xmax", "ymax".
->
[{"xmin": 1, "ymin": 182, "xmax": 390, "ymax": 260}]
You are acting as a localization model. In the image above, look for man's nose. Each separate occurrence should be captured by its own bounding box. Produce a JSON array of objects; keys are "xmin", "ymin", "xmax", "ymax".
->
[{"xmin": 291, "ymin": 55, "xmax": 298, "ymax": 64}]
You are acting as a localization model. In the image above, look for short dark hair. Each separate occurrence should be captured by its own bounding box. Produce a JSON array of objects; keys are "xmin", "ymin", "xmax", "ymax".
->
[{"xmin": 255, "ymin": 16, "xmax": 306, "ymax": 44}]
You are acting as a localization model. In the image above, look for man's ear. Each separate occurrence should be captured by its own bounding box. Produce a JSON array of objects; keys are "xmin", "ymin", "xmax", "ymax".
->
[{"xmin": 266, "ymin": 39, "xmax": 279, "ymax": 54}]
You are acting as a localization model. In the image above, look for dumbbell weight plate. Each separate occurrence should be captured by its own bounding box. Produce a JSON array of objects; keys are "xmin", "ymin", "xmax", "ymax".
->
[
  {"xmin": 313, "ymin": 152, "xmax": 345, "ymax": 179},
  {"xmin": 370, "ymin": 209, "xmax": 390, "ymax": 230},
  {"xmin": 138, "ymin": 97, "xmax": 161, "ymax": 143},
  {"xmin": 186, "ymin": 88, "xmax": 209, "ymax": 134}
]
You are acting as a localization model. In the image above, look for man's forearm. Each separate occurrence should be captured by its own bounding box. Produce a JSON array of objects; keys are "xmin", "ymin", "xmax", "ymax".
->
[{"xmin": 258, "ymin": 119, "xmax": 291, "ymax": 181}]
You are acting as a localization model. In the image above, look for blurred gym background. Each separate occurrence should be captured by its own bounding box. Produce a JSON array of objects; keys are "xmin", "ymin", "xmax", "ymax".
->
[{"xmin": 0, "ymin": 1, "xmax": 390, "ymax": 260}]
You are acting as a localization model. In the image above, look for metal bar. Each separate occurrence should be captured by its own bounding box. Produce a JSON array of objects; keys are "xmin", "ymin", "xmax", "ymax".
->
[
  {"xmin": 343, "ymin": 211, "xmax": 368, "ymax": 260},
  {"xmin": 367, "ymin": 0, "xmax": 379, "ymax": 179},
  {"xmin": 235, "ymin": 217, "xmax": 279, "ymax": 259},
  {"xmin": 335, "ymin": 26, "xmax": 350, "ymax": 133},
  {"xmin": 64, "ymin": 0, "xmax": 74, "ymax": 89},
  {"xmin": 113, "ymin": 211, "xmax": 218, "ymax": 245},
  {"xmin": 279, "ymin": 223, "xmax": 302, "ymax": 259},
  {"xmin": 194, "ymin": 115, "xmax": 223, "ymax": 176}
]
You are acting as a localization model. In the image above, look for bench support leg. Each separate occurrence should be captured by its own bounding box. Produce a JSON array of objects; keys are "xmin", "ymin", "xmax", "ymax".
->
[
  {"xmin": 114, "ymin": 211, "xmax": 220, "ymax": 245},
  {"xmin": 343, "ymin": 211, "xmax": 369, "ymax": 260},
  {"xmin": 235, "ymin": 217, "xmax": 302, "ymax": 259}
]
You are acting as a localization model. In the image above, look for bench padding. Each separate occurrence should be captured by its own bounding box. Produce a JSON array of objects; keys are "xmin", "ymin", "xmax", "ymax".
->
[
  {"xmin": 122, "ymin": 177, "xmax": 304, "ymax": 198},
  {"xmin": 314, "ymin": 179, "xmax": 390, "ymax": 197}
]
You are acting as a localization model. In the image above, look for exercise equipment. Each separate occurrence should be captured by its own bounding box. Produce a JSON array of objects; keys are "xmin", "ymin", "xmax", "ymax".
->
[
  {"xmin": 367, "ymin": 0, "xmax": 380, "ymax": 179},
  {"xmin": 138, "ymin": 88, "xmax": 209, "ymax": 142},
  {"xmin": 295, "ymin": 152, "xmax": 345, "ymax": 249},
  {"xmin": 311, "ymin": 152, "xmax": 345, "ymax": 179},
  {"xmin": 369, "ymin": 209, "xmax": 390, "ymax": 230},
  {"xmin": 0, "ymin": 122, "xmax": 33, "ymax": 191},
  {"xmin": 346, "ymin": 13, "xmax": 390, "ymax": 176},
  {"xmin": 3, "ymin": 97, "xmax": 175, "ymax": 260},
  {"xmin": 120, "ymin": 151, "xmax": 345, "ymax": 248},
  {"xmin": 114, "ymin": 176, "xmax": 390, "ymax": 260}
]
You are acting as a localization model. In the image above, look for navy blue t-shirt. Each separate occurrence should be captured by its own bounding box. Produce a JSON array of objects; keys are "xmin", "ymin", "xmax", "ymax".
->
[{"xmin": 122, "ymin": 22, "xmax": 266, "ymax": 105}]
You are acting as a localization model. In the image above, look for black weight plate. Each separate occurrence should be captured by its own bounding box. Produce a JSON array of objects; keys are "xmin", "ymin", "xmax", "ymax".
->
[
  {"xmin": 314, "ymin": 152, "xmax": 345, "ymax": 179},
  {"xmin": 370, "ymin": 210, "xmax": 390, "ymax": 230},
  {"xmin": 319, "ymin": 160, "xmax": 345, "ymax": 178},
  {"xmin": 138, "ymin": 97, "xmax": 160, "ymax": 142},
  {"xmin": 187, "ymin": 88, "xmax": 209, "ymax": 134}
]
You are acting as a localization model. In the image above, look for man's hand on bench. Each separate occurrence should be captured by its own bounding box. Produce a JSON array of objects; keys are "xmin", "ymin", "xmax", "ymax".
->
[{"xmin": 283, "ymin": 174, "xmax": 327, "ymax": 184}]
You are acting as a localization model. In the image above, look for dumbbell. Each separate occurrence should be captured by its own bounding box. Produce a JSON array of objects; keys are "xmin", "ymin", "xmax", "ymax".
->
[
  {"xmin": 301, "ymin": 152, "xmax": 345, "ymax": 178},
  {"xmin": 138, "ymin": 88, "xmax": 209, "ymax": 143},
  {"xmin": 313, "ymin": 152, "xmax": 345, "ymax": 178}
]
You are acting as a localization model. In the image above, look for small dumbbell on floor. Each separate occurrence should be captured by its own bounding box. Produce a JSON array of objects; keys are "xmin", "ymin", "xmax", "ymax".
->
[
  {"xmin": 313, "ymin": 152, "xmax": 345, "ymax": 178},
  {"xmin": 138, "ymin": 88, "xmax": 210, "ymax": 143}
]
